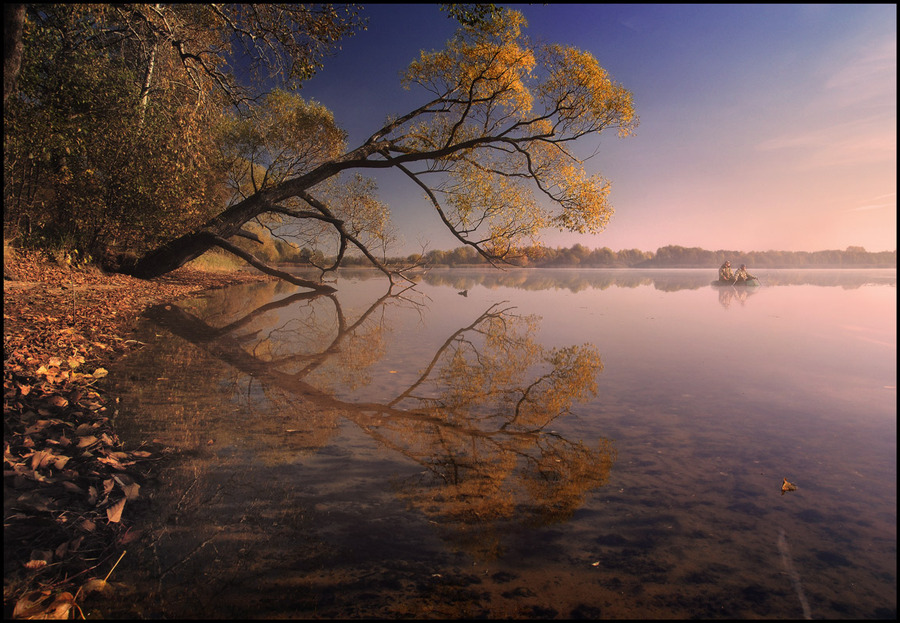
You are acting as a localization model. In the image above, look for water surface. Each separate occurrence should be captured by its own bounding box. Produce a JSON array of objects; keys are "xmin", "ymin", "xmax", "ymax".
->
[{"xmin": 108, "ymin": 268, "xmax": 896, "ymax": 619}]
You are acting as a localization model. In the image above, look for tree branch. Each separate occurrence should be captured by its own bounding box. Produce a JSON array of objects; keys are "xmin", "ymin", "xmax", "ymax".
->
[{"xmin": 205, "ymin": 232, "xmax": 336, "ymax": 292}]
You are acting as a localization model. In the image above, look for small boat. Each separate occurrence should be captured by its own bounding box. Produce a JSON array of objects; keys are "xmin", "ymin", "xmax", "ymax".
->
[{"xmin": 711, "ymin": 278, "xmax": 759, "ymax": 287}]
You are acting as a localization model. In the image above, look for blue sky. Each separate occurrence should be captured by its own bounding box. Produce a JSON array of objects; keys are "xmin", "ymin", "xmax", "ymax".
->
[{"xmin": 299, "ymin": 4, "xmax": 896, "ymax": 255}]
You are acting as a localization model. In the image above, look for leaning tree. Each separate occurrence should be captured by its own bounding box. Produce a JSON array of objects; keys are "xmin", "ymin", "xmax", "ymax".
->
[
  {"xmin": 6, "ymin": 6, "xmax": 637, "ymax": 292},
  {"xmin": 124, "ymin": 8, "xmax": 637, "ymax": 291}
]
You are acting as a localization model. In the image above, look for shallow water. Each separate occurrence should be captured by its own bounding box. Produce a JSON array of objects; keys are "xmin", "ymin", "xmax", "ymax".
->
[{"xmin": 107, "ymin": 268, "xmax": 896, "ymax": 619}]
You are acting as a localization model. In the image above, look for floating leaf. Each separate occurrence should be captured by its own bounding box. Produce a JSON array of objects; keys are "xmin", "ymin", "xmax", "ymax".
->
[
  {"xmin": 781, "ymin": 477, "xmax": 797, "ymax": 495},
  {"xmin": 106, "ymin": 497, "xmax": 126, "ymax": 523}
]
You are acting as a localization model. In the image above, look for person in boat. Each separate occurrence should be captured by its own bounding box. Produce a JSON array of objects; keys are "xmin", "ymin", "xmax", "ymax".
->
[
  {"xmin": 718, "ymin": 260, "xmax": 733, "ymax": 282},
  {"xmin": 733, "ymin": 264, "xmax": 757, "ymax": 283}
]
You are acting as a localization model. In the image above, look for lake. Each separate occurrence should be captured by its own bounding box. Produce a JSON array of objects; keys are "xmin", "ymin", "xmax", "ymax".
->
[{"xmin": 107, "ymin": 268, "xmax": 896, "ymax": 619}]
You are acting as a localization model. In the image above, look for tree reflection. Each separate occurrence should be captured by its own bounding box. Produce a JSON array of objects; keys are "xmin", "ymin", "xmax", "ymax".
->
[
  {"xmin": 411, "ymin": 267, "xmax": 895, "ymax": 293},
  {"xmin": 144, "ymin": 285, "xmax": 615, "ymax": 557}
]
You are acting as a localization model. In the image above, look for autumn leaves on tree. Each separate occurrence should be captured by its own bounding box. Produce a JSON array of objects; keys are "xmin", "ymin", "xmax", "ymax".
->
[{"xmin": 4, "ymin": 5, "xmax": 637, "ymax": 291}]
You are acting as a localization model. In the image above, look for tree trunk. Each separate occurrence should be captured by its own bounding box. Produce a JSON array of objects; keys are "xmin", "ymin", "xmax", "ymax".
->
[
  {"xmin": 125, "ymin": 192, "xmax": 271, "ymax": 278},
  {"xmin": 3, "ymin": 4, "xmax": 26, "ymax": 106},
  {"xmin": 122, "ymin": 189, "xmax": 339, "ymax": 292},
  {"xmin": 123, "ymin": 230, "xmax": 221, "ymax": 278},
  {"xmin": 123, "ymin": 162, "xmax": 351, "ymax": 284},
  {"xmin": 138, "ymin": 41, "xmax": 157, "ymax": 125}
]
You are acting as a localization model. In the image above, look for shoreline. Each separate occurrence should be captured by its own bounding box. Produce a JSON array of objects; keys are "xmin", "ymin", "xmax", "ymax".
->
[{"xmin": 3, "ymin": 250, "xmax": 273, "ymax": 618}]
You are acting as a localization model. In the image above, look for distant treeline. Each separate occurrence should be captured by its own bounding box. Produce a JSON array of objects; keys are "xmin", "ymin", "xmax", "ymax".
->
[{"xmin": 327, "ymin": 243, "xmax": 896, "ymax": 268}]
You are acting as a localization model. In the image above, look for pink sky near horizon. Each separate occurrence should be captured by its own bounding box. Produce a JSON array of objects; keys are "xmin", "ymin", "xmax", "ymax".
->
[{"xmin": 301, "ymin": 4, "xmax": 897, "ymax": 255}]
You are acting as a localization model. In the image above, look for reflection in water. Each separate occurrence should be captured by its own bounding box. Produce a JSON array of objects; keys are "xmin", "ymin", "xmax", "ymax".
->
[
  {"xmin": 142, "ymin": 284, "xmax": 613, "ymax": 560},
  {"xmin": 716, "ymin": 284, "xmax": 757, "ymax": 308},
  {"xmin": 402, "ymin": 267, "xmax": 897, "ymax": 293},
  {"xmin": 108, "ymin": 270, "xmax": 895, "ymax": 618}
]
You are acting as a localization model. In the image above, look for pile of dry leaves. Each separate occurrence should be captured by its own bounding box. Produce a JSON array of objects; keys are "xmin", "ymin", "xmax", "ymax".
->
[{"xmin": 3, "ymin": 249, "xmax": 270, "ymax": 618}]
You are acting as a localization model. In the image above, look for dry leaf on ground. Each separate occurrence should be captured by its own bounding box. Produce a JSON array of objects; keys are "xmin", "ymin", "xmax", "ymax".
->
[{"xmin": 106, "ymin": 498, "xmax": 126, "ymax": 523}]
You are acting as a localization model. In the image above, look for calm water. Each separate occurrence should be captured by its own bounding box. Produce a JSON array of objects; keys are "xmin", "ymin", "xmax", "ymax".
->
[{"xmin": 107, "ymin": 268, "xmax": 896, "ymax": 619}]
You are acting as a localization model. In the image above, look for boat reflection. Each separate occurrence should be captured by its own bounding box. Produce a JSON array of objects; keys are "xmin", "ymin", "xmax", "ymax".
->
[{"xmin": 716, "ymin": 283, "xmax": 758, "ymax": 308}]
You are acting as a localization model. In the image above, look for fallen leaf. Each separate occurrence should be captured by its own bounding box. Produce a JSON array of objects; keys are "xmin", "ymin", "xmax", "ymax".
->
[
  {"xmin": 13, "ymin": 591, "xmax": 51, "ymax": 618},
  {"xmin": 77, "ymin": 435, "xmax": 98, "ymax": 448},
  {"xmin": 117, "ymin": 528, "xmax": 144, "ymax": 546},
  {"xmin": 29, "ymin": 592, "xmax": 75, "ymax": 619},
  {"xmin": 61, "ymin": 481, "xmax": 84, "ymax": 494},
  {"xmin": 46, "ymin": 395, "xmax": 69, "ymax": 408},
  {"xmin": 78, "ymin": 578, "xmax": 113, "ymax": 600},
  {"xmin": 106, "ymin": 497, "xmax": 126, "ymax": 523},
  {"xmin": 120, "ymin": 481, "xmax": 140, "ymax": 501},
  {"xmin": 97, "ymin": 455, "xmax": 127, "ymax": 471},
  {"xmin": 29, "ymin": 549, "xmax": 53, "ymax": 563},
  {"xmin": 30, "ymin": 450, "xmax": 53, "ymax": 471},
  {"xmin": 24, "ymin": 559, "xmax": 48, "ymax": 570}
]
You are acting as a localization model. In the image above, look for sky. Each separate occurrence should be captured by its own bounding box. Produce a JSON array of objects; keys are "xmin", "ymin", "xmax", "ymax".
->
[{"xmin": 298, "ymin": 4, "xmax": 896, "ymax": 255}]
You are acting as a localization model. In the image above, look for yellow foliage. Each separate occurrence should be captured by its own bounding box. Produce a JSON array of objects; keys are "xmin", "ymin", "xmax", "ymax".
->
[{"xmin": 397, "ymin": 8, "xmax": 638, "ymax": 256}]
